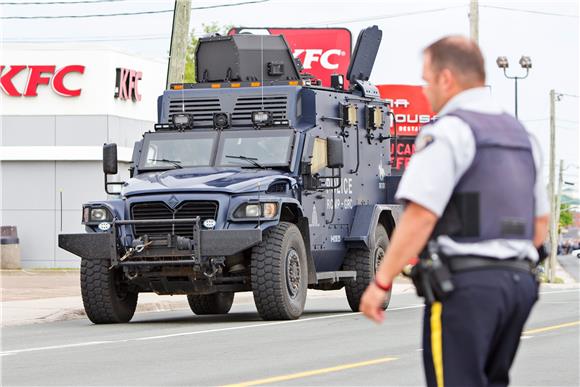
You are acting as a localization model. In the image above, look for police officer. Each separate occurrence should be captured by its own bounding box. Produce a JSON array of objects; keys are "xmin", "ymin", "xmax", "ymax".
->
[{"xmin": 360, "ymin": 36, "xmax": 550, "ymax": 387}]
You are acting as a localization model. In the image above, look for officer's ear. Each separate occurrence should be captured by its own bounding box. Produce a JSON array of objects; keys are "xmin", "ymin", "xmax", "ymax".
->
[
  {"xmin": 438, "ymin": 68, "xmax": 454, "ymax": 89},
  {"xmin": 440, "ymin": 67, "xmax": 464, "ymax": 95}
]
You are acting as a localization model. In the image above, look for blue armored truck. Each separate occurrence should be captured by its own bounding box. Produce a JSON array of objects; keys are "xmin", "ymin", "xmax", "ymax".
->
[{"xmin": 59, "ymin": 26, "xmax": 402, "ymax": 323}]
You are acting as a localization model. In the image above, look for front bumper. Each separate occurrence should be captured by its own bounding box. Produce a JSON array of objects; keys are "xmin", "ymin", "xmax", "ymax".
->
[{"xmin": 58, "ymin": 217, "xmax": 262, "ymax": 263}]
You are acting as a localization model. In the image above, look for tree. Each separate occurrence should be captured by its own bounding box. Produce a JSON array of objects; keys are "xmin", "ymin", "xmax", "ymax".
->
[
  {"xmin": 184, "ymin": 22, "xmax": 232, "ymax": 83},
  {"xmin": 559, "ymin": 203, "xmax": 573, "ymax": 231}
]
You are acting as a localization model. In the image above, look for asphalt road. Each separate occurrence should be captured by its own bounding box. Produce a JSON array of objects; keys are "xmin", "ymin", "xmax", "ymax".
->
[{"xmin": 2, "ymin": 288, "xmax": 579, "ymax": 386}]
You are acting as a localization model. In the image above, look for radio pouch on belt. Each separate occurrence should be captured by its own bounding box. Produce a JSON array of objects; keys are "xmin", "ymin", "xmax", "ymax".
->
[{"xmin": 429, "ymin": 257, "xmax": 454, "ymax": 300}]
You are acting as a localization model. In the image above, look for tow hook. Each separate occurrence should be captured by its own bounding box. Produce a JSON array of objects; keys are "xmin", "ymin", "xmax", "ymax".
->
[{"xmin": 204, "ymin": 257, "xmax": 226, "ymax": 282}]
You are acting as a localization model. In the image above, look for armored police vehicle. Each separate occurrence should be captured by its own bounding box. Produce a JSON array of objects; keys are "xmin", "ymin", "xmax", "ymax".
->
[{"xmin": 59, "ymin": 26, "xmax": 402, "ymax": 324}]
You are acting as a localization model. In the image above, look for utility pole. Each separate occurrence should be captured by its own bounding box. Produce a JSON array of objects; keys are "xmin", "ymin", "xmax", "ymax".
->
[
  {"xmin": 556, "ymin": 160, "xmax": 564, "ymax": 238},
  {"xmin": 547, "ymin": 89, "xmax": 557, "ymax": 282},
  {"xmin": 166, "ymin": 0, "xmax": 192, "ymax": 89},
  {"xmin": 549, "ymin": 160, "xmax": 565, "ymax": 282},
  {"xmin": 469, "ymin": 0, "xmax": 479, "ymax": 44}
]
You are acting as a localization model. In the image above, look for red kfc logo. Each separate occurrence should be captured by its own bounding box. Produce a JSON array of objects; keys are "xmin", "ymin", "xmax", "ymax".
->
[
  {"xmin": 292, "ymin": 48, "xmax": 346, "ymax": 71},
  {"xmin": 114, "ymin": 67, "xmax": 142, "ymax": 102},
  {"xmin": 229, "ymin": 28, "xmax": 351, "ymax": 87},
  {"xmin": 0, "ymin": 65, "xmax": 85, "ymax": 97}
]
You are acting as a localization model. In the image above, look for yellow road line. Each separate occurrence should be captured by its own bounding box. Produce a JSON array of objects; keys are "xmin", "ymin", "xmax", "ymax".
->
[
  {"xmin": 222, "ymin": 356, "xmax": 398, "ymax": 387},
  {"xmin": 523, "ymin": 320, "xmax": 580, "ymax": 335}
]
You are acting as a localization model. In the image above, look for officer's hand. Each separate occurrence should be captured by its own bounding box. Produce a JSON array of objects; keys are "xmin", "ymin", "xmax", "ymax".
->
[{"xmin": 360, "ymin": 283, "xmax": 387, "ymax": 324}]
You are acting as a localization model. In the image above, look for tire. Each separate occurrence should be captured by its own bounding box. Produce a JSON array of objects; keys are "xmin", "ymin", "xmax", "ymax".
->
[
  {"xmin": 343, "ymin": 224, "xmax": 392, "ymax": 312},
  {"xmin": 80, "ymin": 259, "xmax": 138, "ymax": 324},
  {"xmin": 187, "ymin": 292, "xmax": 234, "ymax": 315},
  {"xmin": 251, "ymin": 222, "xmax": 308, "ymax": 320}
]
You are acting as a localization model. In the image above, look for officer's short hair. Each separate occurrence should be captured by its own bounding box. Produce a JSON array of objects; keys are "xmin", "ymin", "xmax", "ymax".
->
[{"xmin": 424, "ymin": 36, "xmax": 486, "ymax": 85}]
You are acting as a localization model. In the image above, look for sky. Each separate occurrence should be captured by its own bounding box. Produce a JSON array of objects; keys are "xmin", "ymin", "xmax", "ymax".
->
[{"xmin": 1, "ymin": 0, "xmax": 579, "ymax": 199}]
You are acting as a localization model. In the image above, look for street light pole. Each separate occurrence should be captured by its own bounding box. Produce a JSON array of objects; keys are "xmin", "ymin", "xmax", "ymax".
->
[
  {"xmin": 514, "ymin": 77, "xmax": 518, "ymax": 119},
  {"xmin": 496, "ymin": 56, "xmax": 531, "ymax": 119}
]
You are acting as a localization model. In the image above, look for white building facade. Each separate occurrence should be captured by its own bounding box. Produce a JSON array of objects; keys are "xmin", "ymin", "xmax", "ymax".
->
[{"xmin": 1, "ymin": 44, "xmax": 167, "ymax": 268}]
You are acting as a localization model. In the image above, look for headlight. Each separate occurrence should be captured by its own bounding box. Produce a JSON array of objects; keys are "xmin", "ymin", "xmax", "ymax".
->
[
  {"xmin": 251, "ymin": 111, "xmax": 272, "ymax": 127},
  {"xmin": 233, "ymin": 202, "xmax": 278, "ymax": 219},
  {"xmin": 91, "ymin": 208, "xmax": 109, "ymax": 221},
  {"xmin": 83, "ymin": 206, "xmax": 112, "ymax": 223},
  {"xmin": 262, "ymin": 203, "xmax": 278, "ymax": 218},
  {"xmin": 172, "ymin": 113, "xmax": 194, "ymax": 130},
  {"xmin": 245, "ymin": 204, "xmax": 261, "ymax": 218}
]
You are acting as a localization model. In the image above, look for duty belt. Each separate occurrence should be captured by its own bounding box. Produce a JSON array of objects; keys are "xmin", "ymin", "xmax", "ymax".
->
[{"xmin": 444, "ymin": 256, "xmax": 534, "ymax": 273}]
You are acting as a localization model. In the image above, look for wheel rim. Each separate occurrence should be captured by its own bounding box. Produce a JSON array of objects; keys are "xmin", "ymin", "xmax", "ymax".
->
[
  {"xmin": 286, "ymin": 248, "xmax": 301, "ymax": 299},
  {"xmin": 374, "ymin": 246, "xmax": 385, "ymax": 273}
]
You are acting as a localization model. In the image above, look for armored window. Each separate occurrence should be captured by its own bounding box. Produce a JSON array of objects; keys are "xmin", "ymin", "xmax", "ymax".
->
[
  {"xmin": 310, "ymin": 137, "xmax": 328, "ymax": 174},
  {"xmin": 216, "ymin": 129, "xmax": 294, "ymax": 167},
  {"xmin": 139, "ymin": 131, "xmax": 218, "ymax": 170}
]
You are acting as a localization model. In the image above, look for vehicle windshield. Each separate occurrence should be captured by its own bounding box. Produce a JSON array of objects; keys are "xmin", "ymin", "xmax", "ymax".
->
[
  {"xmin": 138, "ymin": 129, "xmax": 293, "ymax": 170},
  {"xmin": 140, "ymin": 132, "xmax": 217, "ymax": 169},
  {"xmin": 217, "ymin": 130, "xmax": 294, "ymax": 167}
]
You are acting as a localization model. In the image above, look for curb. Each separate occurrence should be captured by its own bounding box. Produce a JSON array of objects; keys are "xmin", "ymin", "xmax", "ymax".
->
[
  {"xmin": 2, "ymin": 300, "xmax": 192, "ymax": 327},
  {"xmin": 2, "ymin": 285, "xmax": 416, "ymax": 327}
]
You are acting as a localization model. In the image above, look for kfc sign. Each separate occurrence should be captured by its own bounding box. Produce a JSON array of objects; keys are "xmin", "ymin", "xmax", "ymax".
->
[
  {"xmin": 0, "ymin": 65, "xmax": 85, "ymax": 97},
  {"xmin": 114, "ymin": 67, "xmax": 142, "ymax": 102},
  {"xmin": 229, "ymin": 28, "xmax": 351, "ymax": 87},
  {"xmin": 293, "ymin": 48, "xmax": 346, "ymax": 71}
]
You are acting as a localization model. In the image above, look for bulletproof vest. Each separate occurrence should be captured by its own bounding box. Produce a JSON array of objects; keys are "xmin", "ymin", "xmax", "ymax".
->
[{"xmin": 432, "ymin": 109, "xmax": 536, "ymax": 243}]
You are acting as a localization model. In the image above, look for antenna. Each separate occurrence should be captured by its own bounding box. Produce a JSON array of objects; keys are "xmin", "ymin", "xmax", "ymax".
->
[{"xmin": 260, "ymin": 34, "xmax": 264, "ymax": 112}]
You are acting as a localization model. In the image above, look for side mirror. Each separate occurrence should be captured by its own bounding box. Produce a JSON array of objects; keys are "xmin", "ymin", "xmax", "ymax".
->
[
  {"xmin": 327, "ymin": 137, "xmax": 344, "ymax": 169},
  {"xmin": 103, "ymin": 143, "xmax": 118, "ymax": 175}
]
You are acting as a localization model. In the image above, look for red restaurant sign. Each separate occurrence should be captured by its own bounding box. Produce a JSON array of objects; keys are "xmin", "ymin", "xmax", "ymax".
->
[
  {"xmin": 114, "ymin": 67, "xmax": 143, "ymax": 102},
  {"xmin": 377, "ymin": 85, "xmax": 436, "ymax": 172},
  {"xmin": 229, "ymin": 28, "xmax": 352, "ymax": 87},
  {"xmin": 0, "ymin": 65, "xmax": 85, "ymax": 97}
]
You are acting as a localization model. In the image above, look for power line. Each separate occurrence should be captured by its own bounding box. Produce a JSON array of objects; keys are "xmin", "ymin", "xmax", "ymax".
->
[
  {"xmin": 2, "ymin": 30, "xmax": 222, "ymax": 43},
  {"xmin": 0, "ymin": 0, "xmax": 270, "ymax": 19},
  {"xmin": 0, "ymin": 0, "xmax": 126, "ymax": 4},
  {"xmin": 480, "ymin": 5, "xmax": 579, "ymax": 18},
  {"xmin": 3, "ymin": 6, "xmax": 466, "ymax": 42},
  {"xmin": 558, "ymin": 126, "xmax": 579, "ymax": 131},
  {"xmin": 296, "ymin": 5, "xmax": 466, "ymax": 26},
  {"xmin": 521, "ymin": 118, "xmax": 579, "ymax": 123},
  {"xmin": 559, "ymin": 93, "xmax": 580, "ymax": 98},
  {"xmin": 3, "ymin": 35, "xmax": 171, "ymax": 43}
]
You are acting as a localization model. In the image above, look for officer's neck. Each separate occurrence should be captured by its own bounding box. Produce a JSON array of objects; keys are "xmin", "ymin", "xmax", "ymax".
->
[{"xmin": 437, "ymin": 85, "xmax": 486, "ymax": 116}]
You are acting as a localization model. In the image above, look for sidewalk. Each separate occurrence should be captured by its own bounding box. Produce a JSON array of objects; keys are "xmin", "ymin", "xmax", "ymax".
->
[
  {"xmin": 1, "ymin": 263, "xmax": 576, "ymax": 327},
  {"xmin": 1, "ymin": 270, "xmax": 220, "ymax": 326}
]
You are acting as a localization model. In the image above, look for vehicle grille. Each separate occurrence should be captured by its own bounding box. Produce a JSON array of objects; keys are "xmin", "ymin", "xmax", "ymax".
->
[
  {"xmin": 167, "ymin": 95, "xmax": 288, "ymax": 128},
  {"xmin": 232, "ymin": 95, "xmax": 287, "ymax": 127},
  {"xmin": 266, "ymin": 181, "xmax": 288, "ymax": 193},
  {"xmin": 168, "ymin": 98, "xmax": 221, "ymax": 128},
  {"xmin": 131, "ymin": 201, "xmax": 218, "ymax": 238}
]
